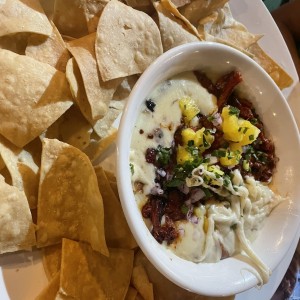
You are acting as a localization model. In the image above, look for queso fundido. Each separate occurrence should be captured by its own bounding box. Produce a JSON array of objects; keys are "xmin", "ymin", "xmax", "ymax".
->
[{"xmin": 130, "ymin": 70, "xmax": 284, "ymax": 283}]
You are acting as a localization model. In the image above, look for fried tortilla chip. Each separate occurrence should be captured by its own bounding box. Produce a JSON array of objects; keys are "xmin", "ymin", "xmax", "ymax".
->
[
  {"xmin": 0, "ymin": 136, "xmax": 40, "ymax": 209},
  {"xmin": 0, "ymin": 176, "xmax": 36, "ymax": 254},
  {"xmin": 125, "ymin": 286, "xmax": 138, "ymax": 300},
  {"xmin": 94, "ymin": 166, "xmax": 137, "ymax": 249},
  {"xmin": 43, "ymin": 244, "xmax": 62, "ymax": 280},
  {"xmin": 0, "ymin": 49, "xmax": 73, "ymax": 148},
  {"xmin": 154, "ymin": 2, "xmax": 199, "ymax": 52},
  {"xmin": 198, "ymin": 4, "xmax": 262, "ymax": 50},
  {"xmin": 37, "ymin": 138, "xmax": 108, "ymax": 256},
  {"xmin": 247, "ymin": 42, "xmax": 293, "ymax": 90},
  {"xmin": 36, "ymin": 271, "xmax": 60, "ymax": 300},
  {"xmin": 0, "ymin": 33, "xmax": 29, "ymax": 55},
  {"xmin": 131, "ymin": 265, "xmax": 154, "ymax": 300},
  {"xmin": 95, "ymin": 0, "xmax": 163, "ymax": 81},
  {"xmin": 58, "ymin": 239, "xmax": 134, "ymax": 299},
  {"xmin": 134, "ymin": 250, "xmax": 235, "ymax": 300},
  {"xmin": 53, "ymin": 0, "xmax": 89, "ymax": 38},
  {"xmin": 67, "ymin": 33, "xmax": 120, "ymax": 121},
  {"xmin": 26, "ymin": 21, "xmax": 71, "ymax": 72},
  {"xmin": 179, "ymin": 0, "xmax": 229, "ymax": 26},
  {"xmin": 113, "ymin": 75, "xmax": 139, "ymax": 101},
  {"xmin": 171, "ymin": 0, "xmax": 191, "ymax": 7},
  {"xmin": 160, "ymin": 0, "xmax": 203, "ymax": 39},
  {"xmin": 0, "ymin": 0, "xmax": 52, "ymax": 37}
]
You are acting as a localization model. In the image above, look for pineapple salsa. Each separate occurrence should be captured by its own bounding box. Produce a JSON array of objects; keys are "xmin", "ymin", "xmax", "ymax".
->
[{"xmin": 130, "ymin": 70, "xmax": 283, "ymax": 283}]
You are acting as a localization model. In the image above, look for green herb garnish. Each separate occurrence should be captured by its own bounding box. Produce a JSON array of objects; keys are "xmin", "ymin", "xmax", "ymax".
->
[
  {"xmin": 156, "ymin": 145, "xmax": 172, "ymax": 166},
  {"xmin": 228, "ymin": 106, "xmax": 240, "ymax": 116}
]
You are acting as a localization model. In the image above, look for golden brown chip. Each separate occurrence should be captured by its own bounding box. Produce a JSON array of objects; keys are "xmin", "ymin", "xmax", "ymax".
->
[
  {"xmin": 171, "ymin": 0, "xmax": 191, "ymax": 7},
  {"xmin": 58, "ymin": 239, "xmax": 134, "ymax": 299},
  {"xmin": 0, "ymin": 49, "xmax": 73, "ymax": 148},
  {"xmin": 67, "ymin": 33, "xmax": 121, "ymax": 121},
  {"xmin": 0, "ymin": 176, "xmax": 36, "ymax": 254},
  {"xmin": 0, "ymin": 33, "xmax": 29, "ymax": 55},
  {"xmin": 134, "ymin": 250, "xmax": 235, "ymax": 300},
  {"xmin": 247, "ymin": 42, "xmax": 294, "ymax": 90},
  {"xmin": 37, "ymin": 138, "xmax": 108, "ymax": 256},
  {"xmin": 26, "ymin": 21, "xmax": 71, "ymax": 72},
  {"xmin": 154, "ymin": 2, "xmax": 199, "ymax": 52},
  {"xmin": 94, "ymin": 166, "xmax": 137, "ymax": 249},
  {"xmin": 125, "ymin": 286, "xmax": 138, "ymax": 300},
  {"xmin": 113, "ymin": 75, "xmax": 139, "ymax": 101},
  {"xmin": 198, "ymin": 4, "xmax": 262, "ymax": 50},
  {"xmin": 53, "ymin": 0, "xmax": 89, "ymax": 38},
  {"xmin": 131, "ymin": 265, "xmax": 154, "ymax": 300},
  {"xmin": 35, "ymin": 271, "xmax": 60, "ymax": 300},
  {"xmin": 160, "ymin": 0, "xmax": 203, "ymax": 39},
  {"xmin": 0, "ymin": 0, "xmax": 52, "ymax": 37},
  {"xmin": 0, "ymin": 135, "xmax": 41, "ymax": 209},
  {"xmin": 95, "ymin": 0, "xmax": 163, "ymax": 81},
  {"xmin": 43, "ymin": 244, "xmax": 62, "ymax": 281},
  {"xmin": 180, "ymin": 0, "xmax": 229, "ymax": 26}
]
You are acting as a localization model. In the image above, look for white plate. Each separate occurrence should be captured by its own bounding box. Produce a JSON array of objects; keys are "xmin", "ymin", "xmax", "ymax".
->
[{"xmin": 0, "ymin": 0, "xmax": 299, "ymax": 299}]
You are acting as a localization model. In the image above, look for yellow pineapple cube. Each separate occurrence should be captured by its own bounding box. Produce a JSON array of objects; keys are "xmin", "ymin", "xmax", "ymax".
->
[
  {"xmin": 177, "ymin": 145, "xmax": 193, "ymax": 164},
  {"xmin": 179, "ymin": 97, "xmax": 200, "ymax": 122},
  {"xmin": 181, "ymin": 128, "xmax": 196, "ymax": 145}
]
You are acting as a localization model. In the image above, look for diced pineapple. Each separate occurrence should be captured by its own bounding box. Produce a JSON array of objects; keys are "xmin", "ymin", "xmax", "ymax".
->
[
  {"xmin": 221, "ymin": 106, "xmax": 242, "ymax": 142},
  {"xmin": 181, "ymin": 128, "xmax": 196, "ymax": 145},
  {"xmin": 219, "ymin": 148, "xmax": 241, "ymax": 167},
  {"xmin": 238, "ymin": 120, "xmax": 260, "ymax": 146},
  {"xmin": 194, "ymin": 127, "xmax": 214, "ymax": 152},
  {"xmin": 177, "ymin": 145, "xmax": 193, "ymax": 164},
  {"xmin": 179, "ymin": 97, "xmax": 200, "ymax": 122},
  {"xmin": 221, "ymin": 106, "xmax": 260, "ymax": 145}
]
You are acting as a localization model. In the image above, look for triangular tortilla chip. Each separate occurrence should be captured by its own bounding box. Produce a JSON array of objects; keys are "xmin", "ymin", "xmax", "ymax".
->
[
  {"xmin": 0, "ymin": 0, "xmax": 52, "ymax": 37},
  {"xmin": 0, "ymin": 49, "xmax": 73, "ymax": 148},
  {"xmin": 0, "ymin": 135, "xmax": 41, "ymax": 209},
  {"xmin": 52, "ymin": 0, "xmax": 89, "ymax": 38},
  {"xmin": 131, "ymin": 265, "xmax": 154, "ymax": 300},
  {"xmin": 67, "ymin": 33, "xmax": 121, "ymax": 121},
  {"xmin": 0, "ymin": 176, "xmax": 36, "ymax": 254},
  {"xmin": 95, "ymin": 0, "xmax": 163, "ymax": 81},
  {"xmin": 198, "ymin": 4, "xmax": 262, "ymax": 50},
  {"xmin": 37, "ymin": 138, "xmax": 108, "ymax": 256},
  {"xmin": 43, "ymin": 244, "xmax": 62, "ymax": 281},
  {"xmin": 0, "ymin": 33, "xmax": 29, "ymax": 54},
  {"xmin": 58, "ymin": 239, "xmax": 134, "ymax": 299},
  {"xmin": 160, "ymin": 0, "xmax": 203, "ymax": 39},
  {"xmin": 180, "ymin": 0, "xmax": 229, "ymax": 26},
  {"xmin": 154, "ymin": 2, "xmax": 199, "ymax": 52},
  {"xmin": 35, "ymin": 271, "xmax": 60, "ymax": 300},
  {"xmin": 125, "ymin": 286, "xmax": 138, "ymax": 300},
  {"xmin": 26, "ymin": 21, "xmax": 71, "ymax": 72},
  {"xmin": 94, "ymin": 166, "xmax": 137, "ymax": 249},
  {"xmin": 247, "ymin": 42, "xmax": 293, "ymax": 90}
]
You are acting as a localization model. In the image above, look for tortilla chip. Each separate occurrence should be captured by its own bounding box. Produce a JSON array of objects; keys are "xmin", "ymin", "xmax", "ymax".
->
[
  {"xmin": 35, "ymin": 271, "xmax": 60, "ymax": 300},
  {"xmin": 36, "ymin": 138, "xmax": 108, "ymax": 256},
  {"xmin": 247, "ymin": 42, "xmax": 293, "ymax": 90},
  {"xmin": 95, "ymin": 0, "xmax": 163, "ymax": 81},
  {"xmin": 26, "ymin": 21, "xmax": 71, "ymax": 72},
  {"xmin": 125, "ymin": 286, "xmax": 138, "ymax": 300},
  {"xmin": 125, "ymin": 0, "xmax": 154, "ymax": 14},
  {"xmin": 0, "ymin": 0, "xmax": 52, "ymax": 37},
  {"xmin": 67, "ymin": 33, "xmax": 121, "ymax": 121},
  {"xmin": 0, "ymin": 49, "xmax": 73, "ymax": 148},
  {"xmin": 0, "ymin": 176, "xmax": 36, "ymax": 254},
  {"xmin": 0, "ymin": 135, "xmax": 41, "ymax": 209},
  {"xmin": 160, "ymin": 0, "xmax": 203, "ymax": 39},
  {"xmin": 0, "ymin": 33, "xmax": 29, "ymax": 54},
  {"xmin": 113, "ymin": 75, "xmax": 139, "ymax": 101},
  {"xmin": 171, "ymin": 0, "xmax": 191, "ymax": 7},
  {"xmin": 94, "ymin": 166, "xmax": 137, "ymax": 249},
  {"xmin": 85, "ymin": 129, "xmax": 117, "ymax": 163},
  {"xmin": 131, "ymin": 265, "xmax": 154, "ymax": 300},
  {"xmin": 180, "ymin": 0, "xmax": 229, "ymax": 26},
  {"xmin": 53, "ymin": 0, "xmax": 89, "ymax": 38},
  {"xmin": 92, "ymin": 100, "xmax": 124, "ymax": 138},
  {"xmin": 154, "ymin": 2, "xmax": 199, "ymax": 52},
  {"xmin": 43, "ymin": 244, "xmax": 62, "ymax": 280},
  {"xmin": 198, "ymin": 4, "xmax": 262, "ymax": 50},
  {"xmin": 81, "ymin": 0, "xmax": 110, "ymax": 33},
  {"xmin": 39, "ymin": 0, "xmax": 55, "ymax": 19},
  {"xmin": 58, "ymin": 239, "xmax": 134, "ymax": 299},
  {"xmin": 134, "ymin": 250, "xmax": 235, "ymax": 300}
]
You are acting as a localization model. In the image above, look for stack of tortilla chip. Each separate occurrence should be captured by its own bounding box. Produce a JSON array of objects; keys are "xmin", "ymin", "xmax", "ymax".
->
[{"xmin": 0, "ymin": 0, "xmax": 293, "ymax": 299}]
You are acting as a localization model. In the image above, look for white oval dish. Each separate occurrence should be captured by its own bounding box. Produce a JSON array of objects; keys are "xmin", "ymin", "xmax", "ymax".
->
[{"xmin": 117, "ymin": 42, "xmax": 300, "ymax": 296}]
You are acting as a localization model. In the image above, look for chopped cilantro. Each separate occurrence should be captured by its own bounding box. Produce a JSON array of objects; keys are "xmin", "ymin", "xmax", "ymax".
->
[
  {"xmin": 212, "ymin": 149, "xmax": 226, "ymax": 158},
  {"xmin": 156, "ymin": 145, "xmax": 171, "ymax": 166},
  {"xmin": 228, "ymin": 106, "xmax": 240, "ymax": 116},
  {"xmin": 223, "ymin": 175, "xmax": 231, "ymax": 187},
  {"xmin": 202, "ymin": 188, "xmax": 212, "ymax": 197},
  {"xmin": 249, "ymin": 134, "xmax": 255, "ymax": 141},
  {"xmin": 181, "ymin": 204, "xmax": 189, "ymax": 214}
]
